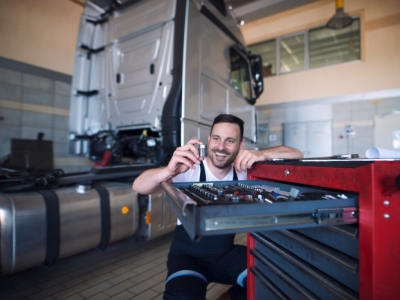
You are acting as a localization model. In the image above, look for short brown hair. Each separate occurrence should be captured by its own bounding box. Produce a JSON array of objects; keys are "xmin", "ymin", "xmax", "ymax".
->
[{"xmin": 211, "ymin": 114, "xmax": 244, "ymax": 141}]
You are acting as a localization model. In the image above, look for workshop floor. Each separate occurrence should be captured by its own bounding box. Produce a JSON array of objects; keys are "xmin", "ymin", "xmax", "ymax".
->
[{"xmin": 0, "ymin": 232, "xmax": 247, "ymax": 300}]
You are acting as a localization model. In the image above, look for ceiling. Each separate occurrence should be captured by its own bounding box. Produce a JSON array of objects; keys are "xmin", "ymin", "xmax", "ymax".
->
[
  {"xmin": 72, "ymin": 0, "xmax": 322, "ymax": 24},
  {"xmin": 225, "ymin": 0, "xmax": 321, "ymax": 24}
]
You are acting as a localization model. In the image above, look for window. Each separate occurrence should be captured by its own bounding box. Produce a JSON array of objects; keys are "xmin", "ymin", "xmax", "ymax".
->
[
  {"xmin": 249, "ymin": 40, "xmax": 276, "ymax": 77},
  {"xmin": 248, "ymin": 17, "xmax": 360, "ymax": 77},
  {"xmin": 230, "ymin": 47, "xmax": 251, "ymax": 100},
  {"xmin": 279, "ymin": 33, "xmax": 305, "ymax": 74},
  {"xmin": 309, "ymin": 19, "xmax": 360, "ymax": 69}
]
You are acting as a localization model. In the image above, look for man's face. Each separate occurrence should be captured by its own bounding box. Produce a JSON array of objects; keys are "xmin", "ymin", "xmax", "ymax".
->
[{"xmin": 207, "ymin": 122, "xmax": 243, "ymax": 169}]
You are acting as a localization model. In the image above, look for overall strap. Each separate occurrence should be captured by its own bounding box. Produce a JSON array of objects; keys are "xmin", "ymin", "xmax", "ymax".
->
[
  {"xmin": 200, "ymin": 161, "xmax": 206, "ymax": 181},
  {"xmin": 199, "ymin": 161, "xmax": 238, "ymax": 181},
  {"xmin": 233, "ymin": 168, "xmax": 238, "ymax": 180}
]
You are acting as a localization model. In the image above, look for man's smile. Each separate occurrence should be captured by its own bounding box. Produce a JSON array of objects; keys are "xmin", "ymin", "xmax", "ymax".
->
[
  {"xmin": 213, "ymin": 150, "xmax": 230, "ymax": 160},
  {"xmin": 215, "ymin": 151, "xmax": 228, "ymax": 157}
]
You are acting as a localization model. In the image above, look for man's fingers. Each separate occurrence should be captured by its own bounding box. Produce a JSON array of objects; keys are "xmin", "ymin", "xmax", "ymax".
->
[
  {"xmin": 167, "ymin": 139, "xmax": 203, "ymax": 175},
  {"xmin": 186, "ymin": 138, "xmax": 203, "ymax": 146},
  {"xmin": 169, "ymin": 154, "xmax": 197, "ymax": 172},
  {"xmin": 234, "ymin": 150, "xmax": 261, "ymax": 172},
  {"xmin": 239, "ymin": 155, "xmax": 252, "ymax": 172},
  {"xmin": 180, "ymin": 139, "xmax": 203, "ymax": 158},
  {"xmin": 174, "ymin": 148, "xmax": 201, "ymax": 164}
]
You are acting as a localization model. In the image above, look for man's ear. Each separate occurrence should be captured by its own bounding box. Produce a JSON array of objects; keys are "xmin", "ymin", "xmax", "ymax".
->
[
  {"xmin": 240, "ymin": 140, "xmax": 244, "ymax": 149},
  {"xmin": 207, "ymin": 135, "xmax": 210, "ymax": 144}
]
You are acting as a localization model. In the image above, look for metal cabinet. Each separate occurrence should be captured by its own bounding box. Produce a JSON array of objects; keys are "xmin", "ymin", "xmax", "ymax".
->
[
  {"xmin": 284, "ymin": 121, "xmax": 332, "ymax": 158},
  {"xmin": 247, "ymin": 160, "xmax": 400, "ymax": 300}
]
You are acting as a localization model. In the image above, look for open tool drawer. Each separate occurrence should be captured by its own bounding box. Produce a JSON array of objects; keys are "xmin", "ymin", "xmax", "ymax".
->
[{"xmin": 161, "ymin": 180, "xmax": 358, "ymax": 241}]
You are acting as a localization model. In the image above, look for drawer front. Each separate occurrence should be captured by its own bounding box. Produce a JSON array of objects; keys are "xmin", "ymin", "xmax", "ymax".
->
[
  {"xmin": 250, "ymin": 227, "xmax": 359, "ymax": 299},
  {"xmin": 251, "ymin": 266, "xmax": 291, "ymax": 300},
  {"xmin": 252, "ymin": 256, "xmax": 319, "ymax": 299},
  {"xmin": 294, "ymin": 225, "xmax": 359, "ymax": 259}
]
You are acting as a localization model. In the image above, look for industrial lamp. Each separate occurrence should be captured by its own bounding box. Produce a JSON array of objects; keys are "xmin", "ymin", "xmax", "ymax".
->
[{"xmin": 326, "ymin": 0, "xmax": 353, "ymax": 29}]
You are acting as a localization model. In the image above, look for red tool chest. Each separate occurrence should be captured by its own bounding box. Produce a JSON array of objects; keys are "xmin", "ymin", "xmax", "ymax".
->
[{"xmin": 247, "ymin": 160, "xmax": 400, "ymax": 299}]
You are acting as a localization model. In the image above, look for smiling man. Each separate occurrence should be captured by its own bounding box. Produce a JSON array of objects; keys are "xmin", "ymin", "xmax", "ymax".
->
[{"xmin": 132, "ymin": 114, "xmax": 303, "ymax": 300}]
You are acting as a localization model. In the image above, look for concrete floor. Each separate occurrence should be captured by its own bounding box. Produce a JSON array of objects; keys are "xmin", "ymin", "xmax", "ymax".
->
[{"xmin": 0, "ymin": 232, "xmax": 247, "ymax": 300}]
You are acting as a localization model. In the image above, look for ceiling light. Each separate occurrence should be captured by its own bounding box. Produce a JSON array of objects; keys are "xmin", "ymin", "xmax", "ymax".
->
[{"xmin": 326, "ymin": 0, "xmax": 353, "ymax": 29}]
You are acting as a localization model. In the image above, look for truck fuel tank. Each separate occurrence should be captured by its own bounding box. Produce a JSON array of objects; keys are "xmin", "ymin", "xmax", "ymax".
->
[{"xmin": 0, "ymin": 182, "xmax": 139, "ymax": 275}]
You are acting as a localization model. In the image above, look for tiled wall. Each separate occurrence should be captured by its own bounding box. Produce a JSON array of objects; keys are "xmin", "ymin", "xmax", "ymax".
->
[
  {"xmin": 332, "ymin": 98, "xmax": 399, "ymax": 157},
  {"xmin": 257, "ymin": 97, "xmax": 400, "ymax": 158},
  {"xmin": 0, "ymin": 58, "xmax": 92, "ymax": 173}
]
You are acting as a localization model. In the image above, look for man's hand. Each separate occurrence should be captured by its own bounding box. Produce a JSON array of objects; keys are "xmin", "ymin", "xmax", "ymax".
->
[
  {"xmin": 132, "ymin": 138, "xmax": 204, "ymax": 194},
  {"xmin": 166, "ymin": 139, "xmax": 204, "ymax": 177},
  {"xmin": 233, "ymin": 149, "xmax": 266, "ymax": 173},
  {"xmin": 233, "ymin": 146, "xmax": 303, "ymax": 172}
]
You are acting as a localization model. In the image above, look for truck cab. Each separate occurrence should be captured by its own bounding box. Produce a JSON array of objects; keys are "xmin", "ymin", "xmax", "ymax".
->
[{"xmin": 69, "ymin": 0, "xmax": 263, "ymax": 165}]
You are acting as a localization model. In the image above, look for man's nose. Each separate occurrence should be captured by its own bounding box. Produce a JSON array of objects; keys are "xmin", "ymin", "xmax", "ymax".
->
[{"xmin": 217, "ymin": 142, "xmax": 226, "ymax": 150}]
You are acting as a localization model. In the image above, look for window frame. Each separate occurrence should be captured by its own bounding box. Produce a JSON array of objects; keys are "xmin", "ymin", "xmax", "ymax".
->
[
  {"xmin": 229, "ymin": 46, "xmax": 253, "ymax": 103},
  {"xmin": 248, "ymin": 16, "xmax": 360, "ymax": 77},
  {"xmin": 308, "ymin": 18, "xmax": 361, "ymax": 70},
  {"xmin": 276, "ymin": 30, "xmax": 309, "ymax": 75}
]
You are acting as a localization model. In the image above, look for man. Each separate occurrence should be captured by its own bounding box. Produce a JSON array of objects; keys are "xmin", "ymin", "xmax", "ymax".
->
[{"xmin": 133, "ymin": 114, "xmax": 303, "ymax": 300}]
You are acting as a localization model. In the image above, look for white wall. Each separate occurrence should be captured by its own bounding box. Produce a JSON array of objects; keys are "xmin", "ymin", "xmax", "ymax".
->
[{"xmin": 0, "ymin": 0, "xmax": 83, "ymax": 75}]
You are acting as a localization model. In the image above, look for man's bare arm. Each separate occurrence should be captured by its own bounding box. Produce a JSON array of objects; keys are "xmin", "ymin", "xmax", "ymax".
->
[
  {"xmin": 234, "ymin": 145, "xmax": 303, "ymax": 173},
  {"xmin": 132, "ymin": 139, "xmax": 203, "ymax": 194},
  {"xmin": 260, "ymin": 145, "xmax": 303, "ymax": 159},
  {"xmin": 132, "ymin": 166, "xmax": 174, "ymax": 194}
]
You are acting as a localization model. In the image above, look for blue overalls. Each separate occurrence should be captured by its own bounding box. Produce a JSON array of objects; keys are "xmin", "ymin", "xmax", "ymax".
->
[{"xmin": 163, "ymin": 162, "xmax": 247, "ymax": 300}]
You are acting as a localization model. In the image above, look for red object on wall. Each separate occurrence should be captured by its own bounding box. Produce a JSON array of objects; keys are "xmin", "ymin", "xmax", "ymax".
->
[{"xmin": 246, "ymin": 160, "xmax": 400, "ymax": 300}]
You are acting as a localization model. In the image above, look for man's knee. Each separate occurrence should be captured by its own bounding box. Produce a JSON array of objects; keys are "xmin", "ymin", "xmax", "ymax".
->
[{"xmin": 164, "ymin": 270, "xmax": 208, "ymax": 300}]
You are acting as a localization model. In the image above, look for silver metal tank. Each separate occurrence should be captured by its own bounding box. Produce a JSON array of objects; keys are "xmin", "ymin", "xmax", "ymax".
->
[
  {"xmin": 0, "ymin": 192, "xmax": 47, "ymax": 275},
  {"xmin": 0, "ymin": 181, "xmax": 139, "ymax": 275}
]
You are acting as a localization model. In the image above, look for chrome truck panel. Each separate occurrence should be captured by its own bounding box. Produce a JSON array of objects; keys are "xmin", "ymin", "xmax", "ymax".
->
[
  {"xmin": 191, "ymin": 0, "xmax": 246, "ymax": 46},
  {"xmin": 69, "ymin": 0, "xmax": 176, "ymax": 142},
  {"xmin": 110, "ymin": 0, "xmax": 176, "ymax": 43},
  {"xmin": 69, "ymin": 2, "xmax": 110, "ymax": 139},
  {"xmin": 108, "ymin": 21, "xmax": 175, "ymax": 130},
  {"xmin": 0, "ymin": 182, "xmax": 139, "ymax": 275},
  {"xmin": 147, "ymin": 193, "xmax": 176, "ymax": 240},
  {"xmin": 182, "ymin": 0, "xmax": 257, "ymax": 147}
]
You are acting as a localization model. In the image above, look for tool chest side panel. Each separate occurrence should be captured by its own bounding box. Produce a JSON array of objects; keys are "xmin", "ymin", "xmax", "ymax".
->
[
  {"xmin": 247, "ymin": 161, "xmax": 400, "ymax": 300},
  {"xmin": 370, "ymin": 164, "xmax": 400, "ymax": 299}
]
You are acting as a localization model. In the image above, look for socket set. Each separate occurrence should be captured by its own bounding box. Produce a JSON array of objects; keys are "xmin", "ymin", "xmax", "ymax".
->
[
  {"xmin": 162, "ymin": 180, "xmax": 358, "ymax": 239},
  {"xmin": 178, "ymin": 182, "xmax": 350, "ymax": 205}
]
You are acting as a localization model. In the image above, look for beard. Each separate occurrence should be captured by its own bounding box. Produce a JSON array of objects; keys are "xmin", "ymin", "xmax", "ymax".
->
[{"xmin": 209, "ymin": 147, "xmax": 240, "ymax": 169}]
